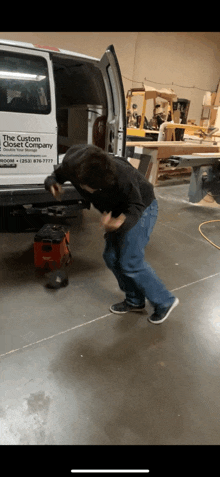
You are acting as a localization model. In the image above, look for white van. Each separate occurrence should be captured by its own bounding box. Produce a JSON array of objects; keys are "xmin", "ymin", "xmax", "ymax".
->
[{"xmin": 0, "ymin": 39, "xmax": 126, "ymax": 223}]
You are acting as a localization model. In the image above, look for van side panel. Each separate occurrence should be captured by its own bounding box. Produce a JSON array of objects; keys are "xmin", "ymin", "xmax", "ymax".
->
[
  {"xmin": 0, "ymin": 45, "xmax": 57, "ymax": 185},
  {"xmin": 0, "ymin": 133, "xmax": 56, "ymax": 185}
]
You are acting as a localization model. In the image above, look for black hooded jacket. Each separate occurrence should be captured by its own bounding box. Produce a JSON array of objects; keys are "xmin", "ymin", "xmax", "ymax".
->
[{"xmin": 44, "ymin": 145, "xmax": 156, "ymax": 239}]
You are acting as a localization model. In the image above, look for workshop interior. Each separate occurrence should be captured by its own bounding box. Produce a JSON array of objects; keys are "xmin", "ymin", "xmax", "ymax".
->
[{"xmin": 1, "ymin": 32, "xmax": 220, "ymax": 459}]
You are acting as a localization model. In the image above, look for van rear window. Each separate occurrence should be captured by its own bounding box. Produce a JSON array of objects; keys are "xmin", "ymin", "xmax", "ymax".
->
[{"xmin": 0, "ymin": 51, "xmax": 51, "ymax": 114}]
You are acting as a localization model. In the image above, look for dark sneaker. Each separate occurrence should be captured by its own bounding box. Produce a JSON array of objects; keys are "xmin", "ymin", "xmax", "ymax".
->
[
  {"xmin": 148, "ymin": 297, "xmax": 179, "ymax": 324},
  {"xmin": 110, "ymin": 300, "xmax": 145, "ymax": 314}
]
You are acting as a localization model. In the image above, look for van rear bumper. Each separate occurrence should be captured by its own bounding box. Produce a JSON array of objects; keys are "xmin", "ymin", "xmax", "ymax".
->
[{"xmin": 0, "ymin": 183, "xmax": 90, "ymax": 208}]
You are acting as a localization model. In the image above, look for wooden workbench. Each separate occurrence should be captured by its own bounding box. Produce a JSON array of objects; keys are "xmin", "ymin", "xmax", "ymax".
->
[{"xmin": 126, "ymin": 141, "xmax": 220, "ymax": 185}]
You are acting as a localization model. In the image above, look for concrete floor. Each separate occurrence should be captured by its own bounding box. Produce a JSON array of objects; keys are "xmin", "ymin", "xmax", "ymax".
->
[{"xmin": 1, "ymin": 183, "xmax": 220, "ymax": 447}]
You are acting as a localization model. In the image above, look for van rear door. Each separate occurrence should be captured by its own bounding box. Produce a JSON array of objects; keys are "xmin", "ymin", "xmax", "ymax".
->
[
  {"xmin": 0, "ymin": 45, "xmax": 57, "ymax": 185},
  {"xmin": 99, "ymin": 45, "xmax": 126, "ymax": 157}
]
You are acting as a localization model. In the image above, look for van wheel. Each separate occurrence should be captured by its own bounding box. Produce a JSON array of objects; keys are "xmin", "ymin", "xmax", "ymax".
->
[
  {"xmin": 0, "ymin": 206, "xmax": 16, "ymax": 232},
  {"xmin": 0, "ymin": 206, "xmax": 38, "ymax": 233},
  {"xmin": 0, "ymin": 206, "xmax": 25, "ymax": 232},
  {"xmin": 0, "ymin": 206, "xmax": 6, "ymax": 231}
]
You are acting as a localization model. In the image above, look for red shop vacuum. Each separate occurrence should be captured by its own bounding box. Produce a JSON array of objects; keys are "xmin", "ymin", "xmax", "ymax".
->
[{"xmin": 34, "ymin": 224, "xmax": 72, "ymax": 289}]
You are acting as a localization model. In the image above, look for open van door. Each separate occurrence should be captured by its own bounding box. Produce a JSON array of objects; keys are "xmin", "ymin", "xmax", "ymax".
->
[
  {"xmin": 99, "ymin": 45, "xmax": 126, "ymax": 157},
  {"xmin": 0, "ymin": 44, "xmax": 57, "ymax": 186}
]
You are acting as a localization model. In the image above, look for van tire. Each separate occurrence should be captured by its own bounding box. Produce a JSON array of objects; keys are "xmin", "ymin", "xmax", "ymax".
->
[
  {"xmin": 0, "ymin": 206, "xmax": 24, "ymax": 232},
  {"xmin": 0, "ymin": 206, "xmax": 41, "ymax": 233}
]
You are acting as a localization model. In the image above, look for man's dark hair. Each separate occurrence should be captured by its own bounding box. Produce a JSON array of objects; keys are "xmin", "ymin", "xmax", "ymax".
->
[{"xmin": 65, "ymin": 145, "xmax": 117, "ymax": 189}]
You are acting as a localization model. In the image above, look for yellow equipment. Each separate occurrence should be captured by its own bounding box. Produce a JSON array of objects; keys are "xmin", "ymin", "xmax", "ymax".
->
[{"xmin": 126, "ymin": 85, "xmax": 178, "ymax": 137}]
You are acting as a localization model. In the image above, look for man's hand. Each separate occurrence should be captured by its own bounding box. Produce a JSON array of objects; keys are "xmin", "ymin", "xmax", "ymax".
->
[
  {"xmin": 100, "ymin": 211, "xmax": 126, "ymax": 232},
  {"xmin": 50, "ymin": 183, "xmax": 64, "ymax": 202}
]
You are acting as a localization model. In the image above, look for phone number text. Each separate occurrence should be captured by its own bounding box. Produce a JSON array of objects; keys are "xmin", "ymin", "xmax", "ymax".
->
[{"xmin": 20, "ymin": 159, "xmax": 54, "ymax": 163}]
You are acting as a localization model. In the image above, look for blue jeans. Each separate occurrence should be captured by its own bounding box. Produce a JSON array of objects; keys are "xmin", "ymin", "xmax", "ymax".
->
[{"xmin": 103, "ymin": 199, "xmax": 175, "ymax": 310}]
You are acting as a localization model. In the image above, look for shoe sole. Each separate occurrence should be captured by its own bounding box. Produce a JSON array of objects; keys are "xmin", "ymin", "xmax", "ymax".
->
[
  {"xmin": 110, "ymin": 306, "xmax": 145, "ymax": 315},
  {"xmin": 148, "ymin": 297, "xmax": 179, "ymax": 324}
]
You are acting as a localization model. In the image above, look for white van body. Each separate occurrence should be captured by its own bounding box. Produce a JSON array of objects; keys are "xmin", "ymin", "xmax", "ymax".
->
[{"xmin": 0, "ymin": 39, "xmax": 126, "ymax": 213}]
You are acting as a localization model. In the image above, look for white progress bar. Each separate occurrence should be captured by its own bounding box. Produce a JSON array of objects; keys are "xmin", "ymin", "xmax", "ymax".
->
[{"xmin": 71, "ymin": 471, "xmax": 150, "ymax": 474}]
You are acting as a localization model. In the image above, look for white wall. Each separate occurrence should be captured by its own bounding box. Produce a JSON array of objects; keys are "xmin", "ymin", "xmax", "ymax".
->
[{"xmin": 132, "ymin": 32, "xmax": 220, "ymax": 124}]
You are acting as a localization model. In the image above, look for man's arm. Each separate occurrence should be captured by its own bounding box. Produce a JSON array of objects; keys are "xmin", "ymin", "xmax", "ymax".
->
[
  {"xmin": 44, "ymin": 162, "xmax": 68, "ymax": 192},
  {"xmin": 101, "ymin": 181, "xmax": 146, "ymax": 239},
  {"xmin": 116, "ymin": 185, "xmax": 146, "ymax": 236}
]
